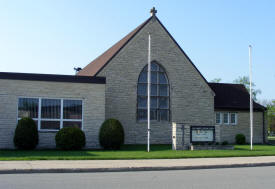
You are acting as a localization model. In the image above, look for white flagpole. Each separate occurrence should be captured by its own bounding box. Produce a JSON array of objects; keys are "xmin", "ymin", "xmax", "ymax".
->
[
  {"xmin": 147, "ymin": 33, "xmax": 151, "ymax": 152},
  {"xmin": 249, "ymin": 45, "xmax": 253, "ymax": 150}
]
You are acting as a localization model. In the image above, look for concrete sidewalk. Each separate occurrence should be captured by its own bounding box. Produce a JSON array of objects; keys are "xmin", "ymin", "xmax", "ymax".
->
[{"xmin": 1, "ymin": 156, "xmax": 275, "ymax": 174}]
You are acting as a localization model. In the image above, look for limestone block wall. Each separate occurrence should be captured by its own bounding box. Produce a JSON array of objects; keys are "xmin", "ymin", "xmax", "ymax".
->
[
  {"xmin": 0, "ymin": 79, "xmax": 105, "ymax": 149},
  {"xmin": 215, "ymin": 125, "xmax": 221, "ymax": 143},
  {"xmin": 97, "ymin": 16, "xmax": 215, "ymax": 144}
]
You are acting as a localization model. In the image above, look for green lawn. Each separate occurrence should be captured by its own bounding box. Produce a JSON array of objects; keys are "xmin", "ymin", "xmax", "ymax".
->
[{"xmin": 1, "ymin": 145, "xmax": 275, "ymax": 161}]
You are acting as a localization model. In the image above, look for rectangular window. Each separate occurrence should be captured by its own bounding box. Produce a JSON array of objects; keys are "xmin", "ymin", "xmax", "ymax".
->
[
  {"xmin": 150, "ymin": 109, "xmax": 157, "ymax": 120},
  {"xmin": 137, "ymin": 109, "xmax": 147, "ymax": 121},
  {"xmin": 18, "ymin": 98, "xmax": 83, "ymax": 131},
  {"xmin": 41, "ymin": 121, "xmax": 60, "ymax": 130},
  {"xmin": 18, "ymin": 98, "xmax": 39, "ymax": 119},
  {"xmin": 230, "ymin": 113, "xmax": 237, "ymax": 125},
  {"xmin": 223, "ymin": 113, "xmax": 229, "ymax": 124},
  {"xmin": 159, "ymin": 109, "xmax": 169, "ymax": 121},
  {"xmin": 63, "ymin": 100, "xmax": 82, "ymax": 119},
  {"xmin": 136, "ymin": 109, "xmax": 160, "ymax": 121},
  {"xmin": 137, "ymin": 109, "xmax": 169, "ymax": 121},
  {"xmin": 63, "ymin": 99, "xmax": 82, "ymax": 129},
  {"xmin": 63, "ymin": 121, "xmax": 82, "ymax": 129},
  {"xmin": 41, "ymin": 99, "xmax": 61, "ymax": 119},
  {"xmin": 40, "ymin": 99, "xmax": 61, "ymax": 130},
  {"xmin": 215, "ymin": 112, "xmax": 221, "ymax": 124}
]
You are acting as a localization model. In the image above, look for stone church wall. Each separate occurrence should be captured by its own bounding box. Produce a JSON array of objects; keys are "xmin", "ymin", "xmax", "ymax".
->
[{"xmin": 97, "ymin": 17, "xmax": 215, "ymax": 144}]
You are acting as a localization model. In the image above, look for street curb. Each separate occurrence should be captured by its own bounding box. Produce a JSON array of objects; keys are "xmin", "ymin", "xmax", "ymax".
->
[{"xmin": 1, "ymin": 162, "xmax": 275, "ymax": 174}]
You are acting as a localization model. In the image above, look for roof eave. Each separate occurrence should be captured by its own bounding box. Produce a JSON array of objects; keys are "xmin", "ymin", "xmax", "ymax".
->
[{"xmin": 0, "ymin": 72, "xmax": 106, "ymax": 84}]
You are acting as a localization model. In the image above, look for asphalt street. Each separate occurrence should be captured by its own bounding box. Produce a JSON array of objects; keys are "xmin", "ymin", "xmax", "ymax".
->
[{"xmin": 1, "ymin": 166, "xmax": 275, "ymax": 189}]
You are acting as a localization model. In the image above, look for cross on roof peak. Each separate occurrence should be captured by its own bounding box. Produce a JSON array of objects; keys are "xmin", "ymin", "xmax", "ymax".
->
[{"xmin": 150, "ymin": 7, "xmax": 157, "ymax": 16}]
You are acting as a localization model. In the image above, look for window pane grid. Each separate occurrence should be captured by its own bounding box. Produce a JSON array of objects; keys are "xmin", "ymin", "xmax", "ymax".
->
[
  {"xmin": 230, "ymin": 113, "xmax": 236, "ymax": 124},
  {"xmin": 63, "ymin": 100, "xmax": 82, "ymax": 119},
  {"xmin": 223, "ymin": 113, "xmax": 229, "ymax": 124},
  {"xmin": 41, "ymin": 121, "xmax": 60, "ymax": 130},
  {"xmin": 137, "ymin": 62, "xmax": 170, "ymax": 121},
  {"xmin": 18, "ymin": 98, "xmax": 83, "ymax": 131},
  {"xmin": 215, "ymin": 113, "xmax": 221, "ymax": 124},
  {"xmin": 40, "ymin": 118, "xmax": 61, "ymax": 121},
  {"xmin": 215, "ymin": 112, "xmax": 238, "ymax": 125},
  {"xmin": 41, "ymin": 99, "xmax": 61, "ymax": 119},
  {"xmin": 63, "ymin": 121, "xmax": 82, "ymax": 129},
  {"xmin": 18, "ymin": 98, "xmax": 39, "ymax": 118},
  {"xmin": 63, "ymin": 119, "xmax": 82, "ymax": 121}
]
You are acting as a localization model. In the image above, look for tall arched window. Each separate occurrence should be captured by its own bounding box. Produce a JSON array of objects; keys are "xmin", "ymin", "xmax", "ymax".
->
[{"xmin": 137, "ymin": 61, "xmax": 170, "ymax": 121}]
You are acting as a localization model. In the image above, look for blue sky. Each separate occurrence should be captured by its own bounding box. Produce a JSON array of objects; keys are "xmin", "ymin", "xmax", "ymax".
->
[{"xmin": 0, "ymin": 0, "xmax": 274, "ymax": 101}]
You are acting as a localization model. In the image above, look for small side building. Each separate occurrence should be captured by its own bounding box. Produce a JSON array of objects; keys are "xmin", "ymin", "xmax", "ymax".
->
[
  {"xmin": 0, "ymin": 73, "xmax": 105, "ymax": 149},
  {"xmin": 210, "ymin": 83, "xmax": 266, "ymax": 144}
]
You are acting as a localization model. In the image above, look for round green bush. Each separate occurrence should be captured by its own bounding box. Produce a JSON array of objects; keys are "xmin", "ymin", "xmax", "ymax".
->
[
  {"xmin": 99, "ymin": 118, "xmax": 124, "ymax": 150},
  {"xmin": 13, "ymin": 117, "xmax": 38, "ymax": 150},
  {"xmin": 55, "ymin": 127, "xmax": 86, "ymax": 150},
  {"xmin": 235, "ymin": 134, "xmax": 246, "ymax": 144}
]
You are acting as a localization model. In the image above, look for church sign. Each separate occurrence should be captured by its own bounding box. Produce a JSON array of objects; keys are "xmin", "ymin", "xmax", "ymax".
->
[{"xmin": 191, "ymin": 126, "xmax": 215, "ymax": 143}]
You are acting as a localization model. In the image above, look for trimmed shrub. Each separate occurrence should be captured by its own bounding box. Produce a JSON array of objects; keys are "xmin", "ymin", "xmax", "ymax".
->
[
  {"xmin": 13, "ymin": 117, "xmax": 38, "ymax": 150},
  {"xmin": 55, "ymin": 127, "xmax": 86, "ymax": 150},
  {"xmin": 99, "ymin": 118, "xmax": 124, "ymax": 150},
  {"xmin": 235, "ymin": 134, "xmax": 246, "ymax": 144}
]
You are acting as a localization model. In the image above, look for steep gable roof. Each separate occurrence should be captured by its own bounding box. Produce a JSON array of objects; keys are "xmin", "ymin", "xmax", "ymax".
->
[
  {"xmin": 77, "ymin": 17, "xmax": 153, "ymax": 76},
  {"xmin": 209, "ymin": 83, "xmax": 265, "ymax": 111}
]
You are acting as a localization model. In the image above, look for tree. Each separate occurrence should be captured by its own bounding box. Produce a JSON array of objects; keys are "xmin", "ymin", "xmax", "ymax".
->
[
  {"xmin": 233, "ymin": 76, "xmax": 261, "ymax": 101},
  {"xmin": 266, "ymin": 100, "xmax": 275, "ymax": 133},
  {"xmin": 210, "ymin": 78, "xmax": 222, "ymax": 83}
]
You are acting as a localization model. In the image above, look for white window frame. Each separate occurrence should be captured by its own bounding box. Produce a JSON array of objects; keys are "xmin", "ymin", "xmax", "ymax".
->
[
  {"xmin": 17, "ymin": 97, "xmax": 83, "ymax": 132},
  {"xmin": 230, "ymin": 113, "xmax": 238, "ymax": 125},
  {"xmin": 215, "ymin": 112, "xmax": 222, "ymax": 125},
  {"xmin": 223, "ymin": 112, "xmax": 229, "ymax": 125},
  {"xmin": 40, "ymin": 98, "xmax": 61, "ymax": 131}
]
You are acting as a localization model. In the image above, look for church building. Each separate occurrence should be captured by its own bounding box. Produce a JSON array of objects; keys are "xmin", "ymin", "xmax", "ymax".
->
[{"xmin": 0, "ymin": 8, "xmax": 266, "ymax": 149}]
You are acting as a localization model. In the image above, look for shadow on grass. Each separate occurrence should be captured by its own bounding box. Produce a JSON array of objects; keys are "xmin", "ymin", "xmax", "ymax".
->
[
  {"xmin": 0, "ymin": 149, "xmax": 97, "ymax": 159},
  {"xmin": 0, "ymin": 144, "xmax": 171, "ymax": 160},
  {"xmin": 120, "ymin": 144, "xmax": 170, "ymax": 151}
]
